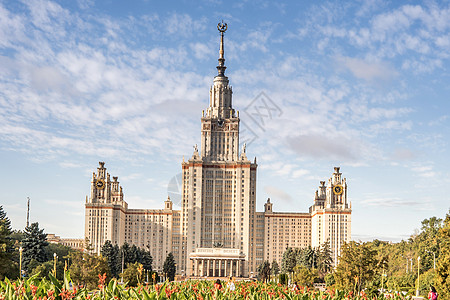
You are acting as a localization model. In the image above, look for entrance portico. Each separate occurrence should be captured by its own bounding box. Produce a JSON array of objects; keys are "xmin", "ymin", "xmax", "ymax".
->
[{"xmin": 189, "ymin": 248, "xmax": 245, "ymax": 278}]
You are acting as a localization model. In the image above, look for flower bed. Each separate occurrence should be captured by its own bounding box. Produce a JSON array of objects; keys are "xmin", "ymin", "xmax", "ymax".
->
[{"xmin": 0, "ymin": 272, "xmax": 409, "ymax": 299}]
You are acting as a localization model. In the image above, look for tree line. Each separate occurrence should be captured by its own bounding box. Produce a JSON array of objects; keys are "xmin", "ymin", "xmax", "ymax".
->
[
  {"xmin": 257, "ymin": 240, "xmax": 333, "ymax": 284},
  {"xmin": 2, "ymin": 204, "xmax": 449, "ymax": 297},
  {"xmin": 0, "ymin": 206, "xmax": 176, "ymax": 288},
  {"xmin": 261, "ymin": 210, "xmax": 450, "ymax": 298}
]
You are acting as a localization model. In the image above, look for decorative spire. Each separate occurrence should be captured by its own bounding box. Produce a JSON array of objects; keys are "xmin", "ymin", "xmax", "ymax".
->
[{"xmin": 216, "ymin": 21, "xmax": 227, "ymax": 76}]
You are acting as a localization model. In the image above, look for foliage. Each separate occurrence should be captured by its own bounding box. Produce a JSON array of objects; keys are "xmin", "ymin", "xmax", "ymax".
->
[
  {"xmin": 68, "ymin": 251, "xmax": 110, "ymax": 289},
  {"xmin": 30, "ymin": 260, "xmax": 65, "ymax": 280},
  {"xmin": 101, "ymin": 241, "xmax": 121, "ymax": 278},
  {"xmin": 435, "ymin": 211, "xmax": 450, "ymax": 298},
  {"xmin": 257, "ymin": 261, "xmax": 271, "ymax": 283},
  {"xmin": 22, "ymin": 222, "xmax": 49, "ymax": 271},
  {"xmin": 296, "ymin": 246, "xmax": 315, "ymax": 269},
  {"xmin": 279, "ymin": 240, "xmax": 333, "ymax": 285},
  {"xmin": 271, "ymin": 260, "xmax": 280, "ymax": 276},
  {"xmin": 163, "ymin": 252, "xmax": 176, "ymax": 281},
  {"xmin": 101, "ymin": 241, "xmax": 153, "ymax": 279},
  {"xmin": 279, "ymin": 273, "xmax": 288, "ymax": 285},
  {"xmin": 281, "ymin": 247, "xmax": 296, "ymax": 274},
  {"xmin": 325, "ymin": 272, "xmax": 335, "ymax": 287},
  {"xmin": 316, "ymin": 240, "xmax": 333, "ymax": 277},
  {"xmin": 0, "ymin": 206, "xmax": 14, "ymax": 280},
  {"xmin": 418, "ymin": 269, "xmax": 436, "ymax": 295},
  {"xmin": 334, "ymin": 241, "xmax": 379, "ymax": 292},
  {"xmin": 46, "ymin": 243, "xmax": 73, "ymax": 262},
  {"xmin": 121, "ymin": 262, "xmax": 144, "ymax": 286},
  {"xmin": 293, "ymin": 266, "xmax": 317, "ymax": 287}
]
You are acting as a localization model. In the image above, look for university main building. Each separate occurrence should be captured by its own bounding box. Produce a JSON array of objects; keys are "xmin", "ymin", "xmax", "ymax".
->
[{"xmin": 85, "ymin": 24, "xmax": 351, "ymax": 278}]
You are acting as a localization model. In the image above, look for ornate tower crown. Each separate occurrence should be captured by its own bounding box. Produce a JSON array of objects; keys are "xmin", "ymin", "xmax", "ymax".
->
[
  {"xmin": 205, "ymin": 22, "xmax": 234, "ymax": 120},
  {"xmin": 216, "ymin": 21, "xmax": 227, "ymax": 77},
  {"xmin": 200, "ymin": 22, "xmax": 240, "ymax": 162}
]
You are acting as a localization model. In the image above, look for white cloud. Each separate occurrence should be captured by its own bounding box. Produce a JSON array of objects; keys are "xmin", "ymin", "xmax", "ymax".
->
[
  {"xmin": 190, "ymin": 42, "xmax": 211, "ymax": 60},
  {"xmin": 391, "ymin": 148, "xmax": 416, "ymax": 161},
  {"xmin": 361, "ymin": 197, "xmax": 432, "ymax": 209},
  {"xmin": 336, "ymin": 56, "xmax": 398, "ymax": 82},
  {"xmin": 411, "ymin": 165, "xmax": 436, "ymax": 178},
  {"xmin": 59, "ymin": 162, "xmax": 82, "ymax": 169},
  {"xmin": 292, "ymin": 169, "xmax": 309, "ymax": 178},
  {"xmin": 286, "ymin": 134, "xmax": 361, "ymax": 161}
]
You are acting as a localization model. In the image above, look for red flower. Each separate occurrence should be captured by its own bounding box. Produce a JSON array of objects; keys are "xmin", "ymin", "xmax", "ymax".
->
[
  {"xmin": 47, "ymin": 290, "xmax": 55, "ymax": 300},
  {"xmin": 59, "ymin": 288, "xmax": 73, "ymax": 300},
  {"xmin": 98, "ymin": 273, "xmax": 107, "ymax": 290},
  {"xmin": 30, "ymin": 284, "xmax": 38, "ymax": 296}
]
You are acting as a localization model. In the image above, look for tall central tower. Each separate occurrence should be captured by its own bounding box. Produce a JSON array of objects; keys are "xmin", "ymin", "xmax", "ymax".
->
[
  {"xmin": 201, "ymin": 23, "xmax": 239, "ymax": 162},
  {"xmin": 180, "ymin": 23, "xmax": 258, "ymax": 277}
]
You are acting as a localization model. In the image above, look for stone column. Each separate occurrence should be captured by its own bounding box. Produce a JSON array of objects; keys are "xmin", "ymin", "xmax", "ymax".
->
[
  {"xmin": 194, "ymin": 259, "xmax": 198, "ymax": 277},
  {"xmin": 237, "ymin": 260, "xmax": 240, "ymax": 277},
  {"xmin": 222, "ymin": 259, "xmax": 225, "ymax": 277},
  {"xmin": 214, "ymin": 259, "xmax": 220, "ymax": 276},
  {"xmin": 216, "ymin": 259, "xmax": 219, "ymax": 277},
  {"xmin": 207, "ymin": 259, "xmax": 210, "ymax": 277},
  {"xmin": 231, "ymin": 260, "xmax": 234, "ymax": 277},
  {"xmin": 224, "ymin": 259, "xmax": 228, "ymax": 277}
]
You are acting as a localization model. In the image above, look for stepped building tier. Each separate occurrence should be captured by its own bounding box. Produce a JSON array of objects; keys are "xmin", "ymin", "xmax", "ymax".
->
[{"xmin": 84, "ymin": 23, "xmax": 351, "ymax": 277}]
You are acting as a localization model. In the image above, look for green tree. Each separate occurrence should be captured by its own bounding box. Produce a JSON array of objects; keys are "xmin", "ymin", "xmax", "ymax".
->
[
  {"xmin": 281, "ymin": 247, "xmax": 296, "ymax": 275},
  {"xmin": 84, "ymin": 237, "xmax": 94, "ymax": 253},
  {"xmin": 293, "ymin": 266, "xmax": 318, "ymax": 287},
  {"xmin": 128, "ymin": 244, "xmax": 140, "ymax": 264},
  {"xmin": 163, "ymin": 252, "xmax": 176, "ymax": 281},
  {"xmin": 121, "ymin": 242, "xmax": 131, "ymax": 265},
  {"xmin": 0, "ymin": 206, "xmax": 14, "ymax": 280},
  {"xmin": 30, "ymin": 260, "xmax": 65, "ymax": 280},
  {"xmin": 141, "ymin": 248, "xmax": 153, "ymax": 274},
  {"xmin": 121, "ymin": 262, "xmax": 144, "ymax": 287},
  {"xmin": 279, "ymin": 273, "xmax": 288, "ymax": 285},
  {"xmin": 68, "ymin": 251, "xmax": 110, "ymax": 289},
  {"xmin": 411, "ymin": 217, "xmax": 442, "ymax": 272},
  {"xmin": 46, "ymin": 243, "xmax": 73, "ymax": 262},
  {"xmin": 101, "ymin": 240, "xmax": 120, "ymax": 278},
  {"xmin": 317, "ymin": 240, "xmax": 333, "ymax": 278},
  {"xmin": 435, "ymin": 210, "xmax": 450, "ymax": 298},
  {"xmin": 22, "ymin": 222, "xmax": 49, "ymax": 271},
  {"xmin": 271, "ymin": 260, "xmax": 280, "ymax": 276},
  {"xmin": 257, "ymin": 261, "xmax": 271, "ymax": 282},
  {"xmin": 9, "ymin": 230, "xmax": 25, "ymax": 244},
  {"xmin": 297, "ymin": 246, "xmax": 316, "ymax": 269},
  {"xmin": 325, "ymin": 272, "xmax": 335, "ymax": 287},
  {"xmin": 334, "ymin": 241, "xmax": 379, "ymax": 293}
]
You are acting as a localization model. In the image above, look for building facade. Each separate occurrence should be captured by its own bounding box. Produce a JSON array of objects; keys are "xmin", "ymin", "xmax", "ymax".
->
[{"xmin": 84, "ymin": 24, "xmax": 351, "ymax": 277}]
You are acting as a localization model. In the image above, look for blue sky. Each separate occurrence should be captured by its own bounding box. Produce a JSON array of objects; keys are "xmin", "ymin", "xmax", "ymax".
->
[{"xmin": 1, "ymin": 0, "xmax": 450, "ymax": 242}]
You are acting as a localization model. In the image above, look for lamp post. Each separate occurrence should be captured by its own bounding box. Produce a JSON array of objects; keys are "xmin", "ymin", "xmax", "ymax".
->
[
  {"xmin": 416, "ymin": 256, "xmax": 420, "ymax": 296},
  {"xmin": 402, "ymin": 255, "xmax": 408, "ymax": 273},
  {"xmin": 409, "ymin": 258, "xmax": 413, "ymax": 273},
  {"xmin": 426, "ymin": 250, "xmax": 436, "ymax": 270},
  {"xmin": 19, "ymin": 247, "xmax": 23, "ymax": 279},
  {"xmin": 53, "ymin": 253, "xmax": 58, "ymax": 277}
]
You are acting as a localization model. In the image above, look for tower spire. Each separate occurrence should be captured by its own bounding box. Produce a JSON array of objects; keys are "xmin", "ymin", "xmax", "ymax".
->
[{"xmin": 216, "ymin": 21, "xmax": 227, "ymax": 77}]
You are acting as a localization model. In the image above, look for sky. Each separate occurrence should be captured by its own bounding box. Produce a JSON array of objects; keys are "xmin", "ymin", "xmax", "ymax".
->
[{"xmin": 1, "ymin": 0, "xmax": 450, "ymax": 242}]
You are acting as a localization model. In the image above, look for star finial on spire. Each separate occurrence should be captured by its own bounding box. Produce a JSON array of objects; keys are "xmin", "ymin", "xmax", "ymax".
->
[{"xmin": 216, "ymin": 21, "xmax": 227, "ymax": 76}]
